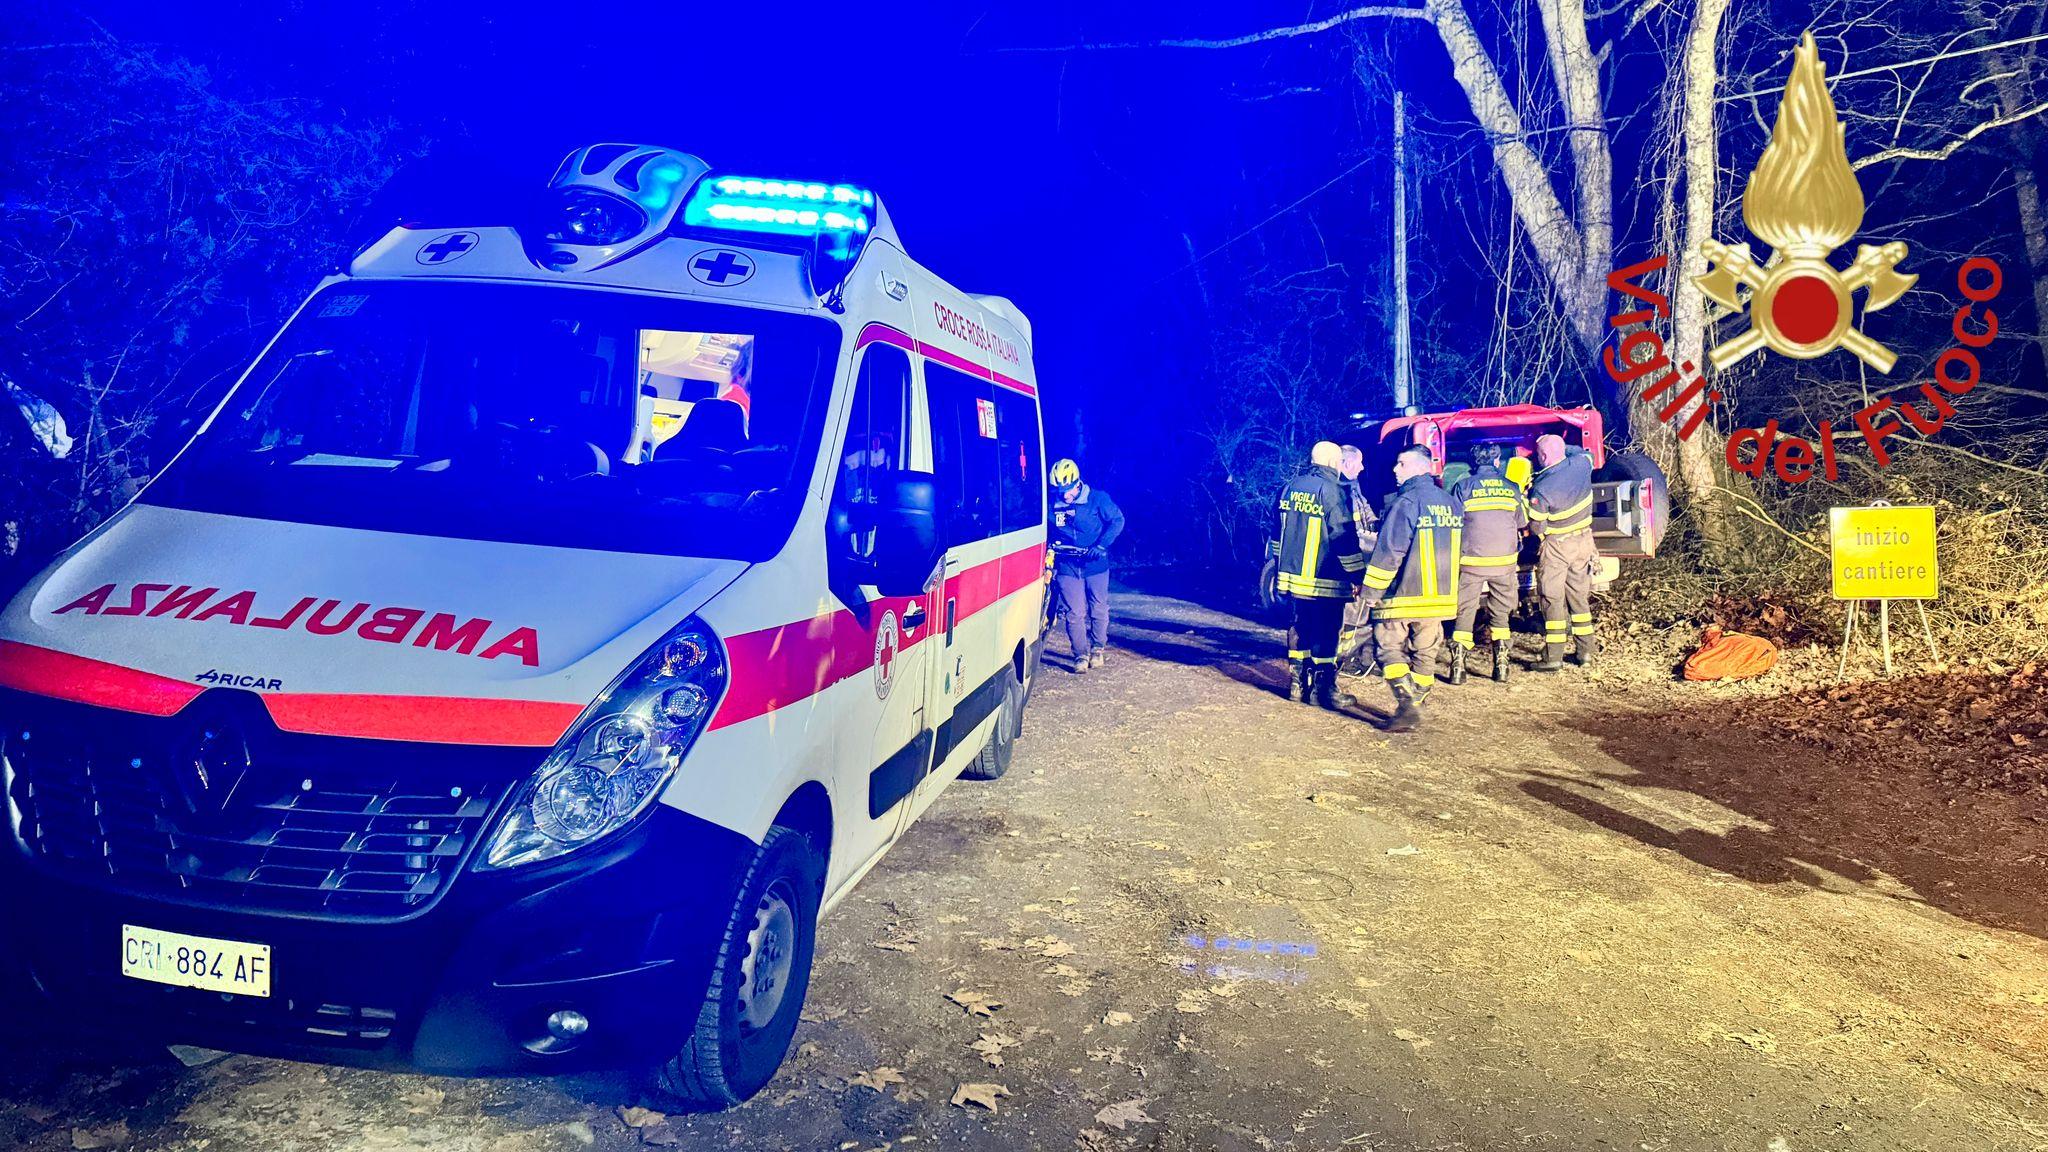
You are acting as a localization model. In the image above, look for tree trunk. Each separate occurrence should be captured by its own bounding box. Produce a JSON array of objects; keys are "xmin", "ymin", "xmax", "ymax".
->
[
  {"xmin": 1530, "ymin": 0, "xmax": 1614, "ymax": 336},
  {"xmin": 1986, "ymin": 51, "xmax": 2048, "ymax": 359},
  {"xmin": 2013, "ymin": 165, "xmax": 2048, "ymax": 356},
  {"xmin": 1420, "ymin": 0, "xmax": 1604, "ymax": 356},
  {"xmin": 1634, "ymin": 0, "xmax": 1735, "ymax": 546}
]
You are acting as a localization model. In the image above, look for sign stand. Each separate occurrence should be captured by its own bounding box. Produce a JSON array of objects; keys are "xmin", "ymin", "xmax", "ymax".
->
[
  {"xmin": 1829, "ymin": 500, "xmax": 1940, "ymax": 682},
  {"xmin": 1834, "ymin": 597, "xmax": 1940, "ymax": 681}
]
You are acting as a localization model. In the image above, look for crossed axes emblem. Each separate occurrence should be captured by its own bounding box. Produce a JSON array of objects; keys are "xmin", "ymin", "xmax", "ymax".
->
[{"xmin": 1695, "ymin": 240, "xmax": 1916, "ymax": 373}]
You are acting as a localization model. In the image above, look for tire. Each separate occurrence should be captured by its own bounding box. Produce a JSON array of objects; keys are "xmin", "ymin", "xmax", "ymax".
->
[
  {"xmin": 960, "ymin": 668, "xmax": 1021, "ymax": 781},
  {"xmin": 648, "ymin": 826, "xmax": 823, "ymax": 1111}
]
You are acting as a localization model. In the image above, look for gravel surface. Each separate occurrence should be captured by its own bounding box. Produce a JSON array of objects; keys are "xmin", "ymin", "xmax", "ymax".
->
[{"xmin": 5, "ymin": 585, "xmax": 2046, "ymax": 1151}]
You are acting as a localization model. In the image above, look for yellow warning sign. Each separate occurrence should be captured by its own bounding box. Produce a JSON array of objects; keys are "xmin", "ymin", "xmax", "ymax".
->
[{"xmin": 1829, "ymin": 505, "xmax": 1937, "ymax": 600}]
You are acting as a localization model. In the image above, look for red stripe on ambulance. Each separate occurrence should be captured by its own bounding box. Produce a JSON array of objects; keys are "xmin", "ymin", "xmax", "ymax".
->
[{"xmin": 710, "ymin": 542, "xmax": 1045, "ymax": 731}]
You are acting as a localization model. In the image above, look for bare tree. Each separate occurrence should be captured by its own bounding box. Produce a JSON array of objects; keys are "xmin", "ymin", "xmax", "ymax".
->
[{"xmin": 0, "ymin": 36, "xmax": 415, "ymax": 574}]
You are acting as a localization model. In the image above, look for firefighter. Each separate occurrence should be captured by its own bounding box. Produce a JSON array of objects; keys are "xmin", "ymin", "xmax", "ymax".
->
[
  {"xmin": 1447, "ymin": 443, "xmax": 1526, "ymax": 685},
  {"xmin": 1527, "ymin": 433, "xmax": 1597, "ymax": 671},
  {"xmin": 1358, "ymin": 445, "xmax": 1461, "ymax": 732},
  {"xmin": 1275, "ymin": 441, "xmax": 1368, "ymax": 708},
  {"xmin": 1049, "ymin": 458, "xmax": 1125, "ymax": 672},
  {"xmin": 1335, "ymin": 442, "xmax": 1379, "ymax": 675}
]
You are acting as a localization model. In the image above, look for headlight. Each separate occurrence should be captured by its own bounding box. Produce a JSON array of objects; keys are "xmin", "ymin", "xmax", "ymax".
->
[{"xmin": 478, "ymin": 618, "xmax": 727, "ymax": 869}]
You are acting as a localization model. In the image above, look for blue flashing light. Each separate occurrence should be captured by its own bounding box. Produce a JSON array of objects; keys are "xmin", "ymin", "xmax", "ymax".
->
[
  {"xmin": 632, "ymin": 158, "xmax": 690, "ymax": 212},
  {"xmin": 685, "ymin": 174, "xmax": 874, "ymax": 239}
]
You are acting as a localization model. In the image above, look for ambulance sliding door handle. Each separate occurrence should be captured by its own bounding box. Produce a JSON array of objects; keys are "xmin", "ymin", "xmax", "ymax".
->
[{"xmin": 902, "ymin": 603, "xmax": 928, "ymax": 634}]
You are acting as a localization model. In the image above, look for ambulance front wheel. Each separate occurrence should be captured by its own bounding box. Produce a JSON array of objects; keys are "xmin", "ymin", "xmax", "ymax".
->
[
  {"xmin": 960, "ymin": 668, "xmax": 1022, "ymax": 781},
  {"xmin": 648, "ymin": 825, "xmax": 823, "ymax": 1111}
]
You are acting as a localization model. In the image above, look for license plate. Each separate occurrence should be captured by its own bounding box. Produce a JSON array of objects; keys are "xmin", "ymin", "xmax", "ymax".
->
[{"xmin": 121, "ymin": 924, "xmax": 272, "ymax": 997}]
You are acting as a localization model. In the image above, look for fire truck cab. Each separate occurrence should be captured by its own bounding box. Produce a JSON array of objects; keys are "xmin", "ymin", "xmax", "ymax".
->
[{"xmin": 1354, "ymin": 403, "xmax": 1668, "ymax": 591}]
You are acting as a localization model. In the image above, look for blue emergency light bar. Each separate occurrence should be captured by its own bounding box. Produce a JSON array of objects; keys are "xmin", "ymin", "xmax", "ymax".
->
[{"xmin": 681, "ymin": 176, "xmax": 874, "ymax": 237}]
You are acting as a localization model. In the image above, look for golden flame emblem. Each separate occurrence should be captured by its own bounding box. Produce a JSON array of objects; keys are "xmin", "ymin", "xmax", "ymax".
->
[{"xmin": 1696, "ymin": 33, "xmax": 1916, "ymax": 372}]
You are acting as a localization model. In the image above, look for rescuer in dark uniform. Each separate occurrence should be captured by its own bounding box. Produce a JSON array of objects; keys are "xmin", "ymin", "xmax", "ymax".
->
[
  {"xmin": 1276, "ymin": 441, "xmax": 1368, "ymax": 708},
  {"xmin": 1447, "ymin": 443, "xmax": 1527, "ymax": 685},
  {"xmin": 1049, "ymin": 457, "xmax": 1126, "ymax": 672},
  {"xmin": 1527, "ymin": 433, "xmax": 1597, "ymax": 671},
  {"xmin": 1336, "ymin": 442, "xmax": 1379, "ymax": 675},
  {"xmin": 1359, "ymin": 445, "xmax": 1462, "ymax": 732}
]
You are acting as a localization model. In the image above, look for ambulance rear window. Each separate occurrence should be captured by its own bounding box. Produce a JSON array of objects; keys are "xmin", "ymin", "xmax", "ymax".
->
[{"xmin": 141, "ymin": 281, "xmax": 842, "ymax": 560}]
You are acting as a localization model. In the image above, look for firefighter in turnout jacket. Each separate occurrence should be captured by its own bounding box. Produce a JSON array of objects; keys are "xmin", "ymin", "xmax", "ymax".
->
[
  {"xmin": 1359, "ymin": 445, "xmax": 1462, "ymax": 732},
  {"xmin": 1447, "ymin": 443, "xmax": 1527, "ymax": 685},
  {"xmin": 1276, "ymin": 442, "xmax": 1369, "ymax": 709},
  {"xmin": 1527, "ymin": 433, "xmax": 1597, "ymax": 671}
]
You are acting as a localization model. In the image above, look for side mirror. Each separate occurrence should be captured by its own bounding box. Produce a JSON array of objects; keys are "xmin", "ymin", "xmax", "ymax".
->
[{"xmin": 832, "ymin": 469, "xmax": 942, "ymax": 597}]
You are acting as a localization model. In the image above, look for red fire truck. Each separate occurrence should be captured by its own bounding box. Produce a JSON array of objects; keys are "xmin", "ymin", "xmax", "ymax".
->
[{"xmin": 1262, "ymin": 403, "xmax": 1667, "ymax": 605}]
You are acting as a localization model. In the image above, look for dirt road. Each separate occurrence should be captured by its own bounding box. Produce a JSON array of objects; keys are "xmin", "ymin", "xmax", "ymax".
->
[{"xmin": 6, "ymin": 586, "xmax": 2047, "ymax": 1151}]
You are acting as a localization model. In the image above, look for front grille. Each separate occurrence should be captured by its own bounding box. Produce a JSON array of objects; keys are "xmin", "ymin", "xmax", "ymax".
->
[{"xmin": 2, "ymin": 691, "xmax": 527, "ymax": 918}]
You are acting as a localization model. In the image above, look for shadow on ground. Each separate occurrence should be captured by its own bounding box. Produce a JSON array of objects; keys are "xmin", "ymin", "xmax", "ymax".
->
[{"xmin": 1539, "ymin": 702, "xmax": 2048, "ymax": 942}]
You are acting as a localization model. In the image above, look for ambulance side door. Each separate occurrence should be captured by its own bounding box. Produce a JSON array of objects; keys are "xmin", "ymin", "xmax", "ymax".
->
[
  {"xmin": 908, "ymin": 357, "xmax": 1004, "ymax": 809},
  {"xmin": 831, "ymin": 346, "xmax": 940, "ymax": 867}
]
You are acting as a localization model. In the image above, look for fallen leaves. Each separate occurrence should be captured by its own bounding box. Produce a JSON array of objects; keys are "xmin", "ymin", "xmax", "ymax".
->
[
  {"xmin": 1391, "ymin": 1028, "xmax": 1432, "ymax": 1049},
  {"xmin": 847, "ymin": 1066, "xmax": 907, "ymax": 1092},
  {"xmin": 1102, "ymin": 1010, "xmax": 1135, "ymax": 1027},
  {"xmin": 1175, "ymin": 989, "xmax": 1210, "ymax": 1014},
  {"xmin": 1094, "ymin": 1097, "xmax": 1156, "ymax": 1130},
  {"xmin": 1725, "ymin": 1028, "xmax": 1779, "ymax": 1053},
  {"xmin": 970, "ymin": 1032, "xmax": 1020, "ymax": 1067},
  {"xmin": 1386, "ymin": 844, "xmax": 1420, "ymax": 856},
  {"xmin": 402, "ymin": 1086, "xmax": 445, "ymax": 1115},
  {"xmin": 71, "ymin": 1123, "xmax": 130, "ymax": 1151},
  {"xmin": 948, "ymin": 988, "xmax": 1004, "ymax": 1018},
  {"xmin": 950, "ymin": 1082, "xmax": 1012, "ymax": 1113},
  {"xmin": 617, "ymin": 1107, "xmax": 680, "ymax": 1147}
]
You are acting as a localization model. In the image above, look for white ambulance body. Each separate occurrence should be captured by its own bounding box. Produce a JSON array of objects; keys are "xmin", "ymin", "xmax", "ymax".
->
[{"xmin": 0, "ymin": 144, "xmax": 1047, "ymax": 1107}]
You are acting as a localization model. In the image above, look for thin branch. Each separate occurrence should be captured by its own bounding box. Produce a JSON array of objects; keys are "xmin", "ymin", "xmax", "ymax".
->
[
  {"xmin": 1904, "ymin": 436, "xmax": 2048, "ymax": 478},
  {"xmin": 1706, "ymin": 487, "xmax": 1830, "ymax": 557},
  {"xmin": 999, "ymin": 6, "xmax": 1427, "ymax": 52},
  {"xmin": 1720, "ymin": 29, "xmax": 2048, "ymax": 101},
  {"xmin": 1851, "ymin": 100, "xmax": 2048, "ymax": 169},
  {"xmin": 1154, "ymin": 154, "xmax": 1379, "ymax": 284}
]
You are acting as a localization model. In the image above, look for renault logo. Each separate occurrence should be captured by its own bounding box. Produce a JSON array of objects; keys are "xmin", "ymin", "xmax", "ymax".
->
[{"xmin": 177, "ymin": 726, "xmax": 250, "ymax": 817}]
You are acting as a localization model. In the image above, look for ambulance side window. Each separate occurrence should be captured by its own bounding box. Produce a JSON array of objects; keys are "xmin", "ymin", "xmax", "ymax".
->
[
  {"xmin": 927, "ymin": 363, "xmax": 1001, "ymax": 544},
  {"xmin": 993, "ymin": 387, "xmax": 1042, "ymax": 533},
  {"xmin": 838, "ymin": 346, "xmax": 911, "ymax": 551}
]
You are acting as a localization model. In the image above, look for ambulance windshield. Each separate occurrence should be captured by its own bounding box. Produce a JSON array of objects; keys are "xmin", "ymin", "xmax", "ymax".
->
[{"xmin": 141, "ymin": 281, "xmax": 841, "ymax": 559}]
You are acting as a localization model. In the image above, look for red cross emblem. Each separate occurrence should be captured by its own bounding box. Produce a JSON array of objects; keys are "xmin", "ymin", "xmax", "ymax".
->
[{"xmin": 873, "ymin": 610, "xmax": 900, "ymax": 699}]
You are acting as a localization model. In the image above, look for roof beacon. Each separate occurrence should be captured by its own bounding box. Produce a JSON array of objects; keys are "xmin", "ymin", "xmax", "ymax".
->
[
  {"xmin": 681, "ymin": 173, "xmax": 888, "ymax": 300},
  {"xmin": 530, "ymin": 143, "xmax": 708, "ymax": 272}
]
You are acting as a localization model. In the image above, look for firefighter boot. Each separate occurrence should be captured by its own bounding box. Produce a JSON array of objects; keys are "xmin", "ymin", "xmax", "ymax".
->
[
  {"xmin": 1492, "ymin": 640, "xmax": 1512, "ymax": 683},
  {"xmin": 1570, "ymin": 634, "xmax": 1598, "ymax": 667},
  {"xmin": 1314, "ymin": 665, "xmax": 1357, "ymax": 711},
  {"xmin": 1532, "ymin": 642, "xmax": 1566, "ymax": 672},
  {"xmin": 1447, "ymin": 644, "xmax": 1468, "ymax": 686},
  {"xmin": 1293, "ymin": 660, "xmax": 1316, "ymax": 704},
  {"xmin": 1385, "ymin": 676, "xmax": 1422, "ymax": 733}
]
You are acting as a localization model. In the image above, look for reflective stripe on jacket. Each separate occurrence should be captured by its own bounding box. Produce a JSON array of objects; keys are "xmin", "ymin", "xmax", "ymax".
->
[
  {"xmin": 1276, "ymin": 465, "xmax": 1366, "ymax": 599},
  {"xmin": 1448, "ymin": 465, "xmax": 1528, "ymax": 569},
  {"xmin": 1528, "ymin": 448, "xmax": 1595, "ymax": 537},
  {"xmin": 1362, "ymin": 475, "xmax": 1462, "ymax": 620}
]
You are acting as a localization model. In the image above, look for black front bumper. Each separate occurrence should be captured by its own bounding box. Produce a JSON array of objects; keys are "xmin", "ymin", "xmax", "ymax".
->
[{"xmin": 1, "ymin": 803, "xmax": 754, "ymax": 1074}]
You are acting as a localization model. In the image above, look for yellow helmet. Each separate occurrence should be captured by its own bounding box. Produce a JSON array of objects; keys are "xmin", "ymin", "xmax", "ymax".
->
[
  {"xmin": 1505, "ymin": 455, "xmax": 1533, "ymax": 490},
  {"xmin": 1050, "ymin": 458, "xmax": 1082, "ymax": 488}
]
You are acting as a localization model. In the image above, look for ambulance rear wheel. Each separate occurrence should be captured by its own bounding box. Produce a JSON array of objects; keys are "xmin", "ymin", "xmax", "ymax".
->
[
  {"xmin": 648, "ymin": 826, "xmax": 822, "ymax": 1111},
  {"xmin": 961, "ymin": 669, "xmax": 1021, "ymax": 781}
]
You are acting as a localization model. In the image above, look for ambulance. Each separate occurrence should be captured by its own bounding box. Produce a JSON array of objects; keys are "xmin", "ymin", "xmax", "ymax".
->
[{"xmin": 0, "ymin": 144, "xmax": 1048, "ymax": 1108}]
